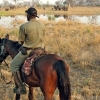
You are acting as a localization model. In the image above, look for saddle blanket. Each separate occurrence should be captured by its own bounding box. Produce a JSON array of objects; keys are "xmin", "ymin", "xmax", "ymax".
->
[
  {"xmin": 21, "ymin": 47, "xmax": 47, "ymax": 76},
  {"xmin": 22, "ymin": 54, "xmax": 38, "ymax": 76}
]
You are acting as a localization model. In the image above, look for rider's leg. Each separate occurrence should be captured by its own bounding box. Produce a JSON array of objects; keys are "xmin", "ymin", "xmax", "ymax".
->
[
  {"xmin": 10, "ymin": 51, "xmax": 29, "ymax": 94},
  {"xmin": 13, "ymin": 70, "xmax": 26, "ymax": 94}
]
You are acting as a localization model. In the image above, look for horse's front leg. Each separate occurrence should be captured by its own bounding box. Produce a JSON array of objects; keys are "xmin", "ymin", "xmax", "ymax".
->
[
  {"xmin": 28, "ymin": 86, "xmax": 35, "ymax": 100},
  {"xmin": 14, "ymin": 82, "xmax": 21, "ymax": 100},
  {"xmin": 15, "ymin": 94, "xmax": 20, "ymax": 100}
]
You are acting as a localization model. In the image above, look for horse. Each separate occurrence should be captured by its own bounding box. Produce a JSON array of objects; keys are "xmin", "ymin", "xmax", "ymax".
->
[{"xmin": 0, "ymin": 34, "xmax": 71, "ymax": 100}]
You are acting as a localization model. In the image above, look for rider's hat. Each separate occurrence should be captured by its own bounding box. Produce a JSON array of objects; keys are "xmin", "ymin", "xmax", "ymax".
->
[{"xmin": 25, "ymin": 7, "xmax": 39, "ymax": 18}]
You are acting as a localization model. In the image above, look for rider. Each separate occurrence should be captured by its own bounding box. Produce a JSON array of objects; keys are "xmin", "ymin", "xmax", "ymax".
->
[{"xmin": 10, "ymin": 7, "xmax": 45, "ymax": 94}]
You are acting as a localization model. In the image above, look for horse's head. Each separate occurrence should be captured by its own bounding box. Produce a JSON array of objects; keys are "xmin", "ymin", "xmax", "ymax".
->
[{"xmin": 0, "ymin": 34, "xmax": 9, "ymax": 63}]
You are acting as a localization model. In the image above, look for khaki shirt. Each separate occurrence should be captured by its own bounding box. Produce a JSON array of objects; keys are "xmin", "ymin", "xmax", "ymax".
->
[{"xmin": 18, "ymin": 18, "xmax": 45, "ymax": 48}]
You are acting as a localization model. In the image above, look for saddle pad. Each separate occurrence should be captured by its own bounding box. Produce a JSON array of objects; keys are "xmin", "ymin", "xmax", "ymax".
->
[
  {"xmin": 22, "ymin": 47, "xmax": 47, "ymax": 76},
  {"xmin": 22, "ymin": 54, "xmax": 38, "ymax": 76}
]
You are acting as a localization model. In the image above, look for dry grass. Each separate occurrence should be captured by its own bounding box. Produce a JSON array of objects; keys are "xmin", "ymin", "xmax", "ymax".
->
[
  {"xmin": 68, "ymin": 6, "xmax": 100, "ymax": 15},
  {"xmin": 0, "ymin": 6, "xmax": 100, "ymax": 16},
  {"xmin": 0, "ymin": 20, "xmax": 100, "ymax": 100}
]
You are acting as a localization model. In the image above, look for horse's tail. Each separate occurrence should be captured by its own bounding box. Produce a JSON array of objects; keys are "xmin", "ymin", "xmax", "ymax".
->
[{"xmin": 53, "ymin": 60, "xmax": 71, "ymax": 100}]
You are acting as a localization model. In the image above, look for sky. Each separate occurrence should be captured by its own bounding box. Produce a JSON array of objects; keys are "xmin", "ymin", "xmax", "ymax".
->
[
  {"xmin": 40, "ymin": 0, "xmax": 58, "ymax": 4},
  {"xmin": 0, "ymin": 0, "xmax": 58, "ymax": 4}
]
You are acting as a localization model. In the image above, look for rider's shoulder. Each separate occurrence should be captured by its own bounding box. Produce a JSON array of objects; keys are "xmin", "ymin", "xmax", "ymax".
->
[{"xmin": 20, "ymin": 22, "xmax": 30, "ymax": 28}]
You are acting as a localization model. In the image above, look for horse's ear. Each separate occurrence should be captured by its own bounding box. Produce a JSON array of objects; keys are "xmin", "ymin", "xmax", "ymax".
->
[{"xmin": 5, "ymin": 34, "xmax": 9, "ymax": 39}]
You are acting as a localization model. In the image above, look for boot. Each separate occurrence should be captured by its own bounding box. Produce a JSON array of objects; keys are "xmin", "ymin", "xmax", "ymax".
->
[{"xmin": 12, "ymin": 71, "xmax": 26, "ymax": 94}]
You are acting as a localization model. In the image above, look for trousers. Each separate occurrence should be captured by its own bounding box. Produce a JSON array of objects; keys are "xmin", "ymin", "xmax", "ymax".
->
[{"xmin": 10, "ymin": 51, "xmax": 30, "ymax": 72}]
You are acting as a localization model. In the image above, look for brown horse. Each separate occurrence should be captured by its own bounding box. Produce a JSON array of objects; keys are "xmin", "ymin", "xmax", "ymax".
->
[{"xmin": 0, "ymin": 34, "xmax": 71, "ymax": 100}]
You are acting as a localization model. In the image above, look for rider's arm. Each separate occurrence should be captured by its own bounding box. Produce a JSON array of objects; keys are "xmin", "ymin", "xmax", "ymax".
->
[
  {"xmin": 19, "ymin": 41, "xmax": 24, "ymax": 45},
  {"xmin": 18, "ymin": 25, "xmax": 25, "ymax": 45}
]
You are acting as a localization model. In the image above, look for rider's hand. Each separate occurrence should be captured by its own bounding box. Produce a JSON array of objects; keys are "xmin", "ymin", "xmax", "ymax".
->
[{"xmin": 19, "ymin": 46, "xmax": 27, "ymax": 55}]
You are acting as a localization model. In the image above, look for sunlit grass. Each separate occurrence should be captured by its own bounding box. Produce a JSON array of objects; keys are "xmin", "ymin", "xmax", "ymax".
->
[
  {"xmin": 0, "ymin": 20, "xmax": 100, "ymax": 100},
  {"xmin": 0, "ymin": 6, "xmax": 100, "ymax": 16},
  {"xmin": 0, "ymin": 20, "xmax": 100, "ymax": 67}
]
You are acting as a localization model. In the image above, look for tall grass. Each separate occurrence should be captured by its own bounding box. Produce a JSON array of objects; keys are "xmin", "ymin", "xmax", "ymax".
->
[
  {"xmin": 0, "ymin": 20, "xmax": 100, "ymax": 100},
  {"xmin": 0, "ymin": 20, "xmax": 100, "ymax": 68},
  {"xmin": 41, "ymin": 21, "xmax": 100, "ymax": 69}
]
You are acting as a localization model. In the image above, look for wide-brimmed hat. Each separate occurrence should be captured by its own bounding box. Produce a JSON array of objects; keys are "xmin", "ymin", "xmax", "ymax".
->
[{"xmin": 25, "ymin": 7, "xmax": 39, "ymax": 18}]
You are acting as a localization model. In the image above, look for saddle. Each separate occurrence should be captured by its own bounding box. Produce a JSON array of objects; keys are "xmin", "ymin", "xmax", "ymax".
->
[{"xmin": 22, "ymin": 47, "xmax": 48, "ymax": 76}]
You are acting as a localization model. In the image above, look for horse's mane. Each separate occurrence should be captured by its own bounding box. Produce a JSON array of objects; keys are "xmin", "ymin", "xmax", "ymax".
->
[
  {"xmin": 11, "ymin": 40, "xmax": 22, "ymax": 49},
  {"xmin": 6, "ymin": 39, "xmax": 22, "ymax": 50},
  {"xmin": 13, "ymin": 41, "xmax": 22, "ymax": 49}
]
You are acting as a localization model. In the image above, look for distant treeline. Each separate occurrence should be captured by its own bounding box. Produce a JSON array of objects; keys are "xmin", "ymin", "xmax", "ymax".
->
[{"xmin": 0, "ymin": 0, "xmax": 100, "ymax": 7}]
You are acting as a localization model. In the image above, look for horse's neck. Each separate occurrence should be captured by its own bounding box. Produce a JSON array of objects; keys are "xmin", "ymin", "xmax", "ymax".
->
[
  {"xmin": 8, "ymin": 47, "xmax": 19, "ymax": 59},
  {"xmin": 7, "ymin": 41, "xmax": 21, "ymax": 59},
  {"xmin": 10, "ymin": 49, "xmax": 18, "ymax": 59}
]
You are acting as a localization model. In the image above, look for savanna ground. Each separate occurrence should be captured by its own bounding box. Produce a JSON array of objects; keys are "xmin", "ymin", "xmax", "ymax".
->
[{"xmin": 0, "ymin": 7, "xmax": 100, "ymax": 100}]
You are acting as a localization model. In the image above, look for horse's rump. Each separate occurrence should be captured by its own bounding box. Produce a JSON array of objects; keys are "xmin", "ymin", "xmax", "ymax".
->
[{"xmin": 32, "ymin": 54, "xmax": 69, "ymax": 77}]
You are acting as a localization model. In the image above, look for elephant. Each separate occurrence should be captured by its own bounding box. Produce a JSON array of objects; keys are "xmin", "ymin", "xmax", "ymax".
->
[
  {"xmin": 54, "ymin": 5, "xmax": 68, "ymax": 11},
  {"xmin": 62, "ymin": 5, "xmax": 68, "ymax": 11},
  {"xmin": 10, "ymin": 5, "xmax": 16, "ymax": 10}
]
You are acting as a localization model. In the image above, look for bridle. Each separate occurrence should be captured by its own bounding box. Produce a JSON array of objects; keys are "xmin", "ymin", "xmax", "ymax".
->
[
  {"xmin": 0, "ymin": 39, "xmax": 9, "ymax": 65},
  {"xmin": 0, "ymin": 39, "xmax": 8, "ymax": 57},
  {"xmin": 0, "ymin": 39, "xmax": 10, "ymax": 65}
]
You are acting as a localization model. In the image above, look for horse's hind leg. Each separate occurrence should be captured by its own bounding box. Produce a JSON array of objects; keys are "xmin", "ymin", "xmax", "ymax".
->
[
  {"xmin": 40, "ymin": 85, "xmax": 56, "ymax": 100},
  {"xmin": 40, "ymin": 75, "xmax": 57, "ymax": 100}
]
